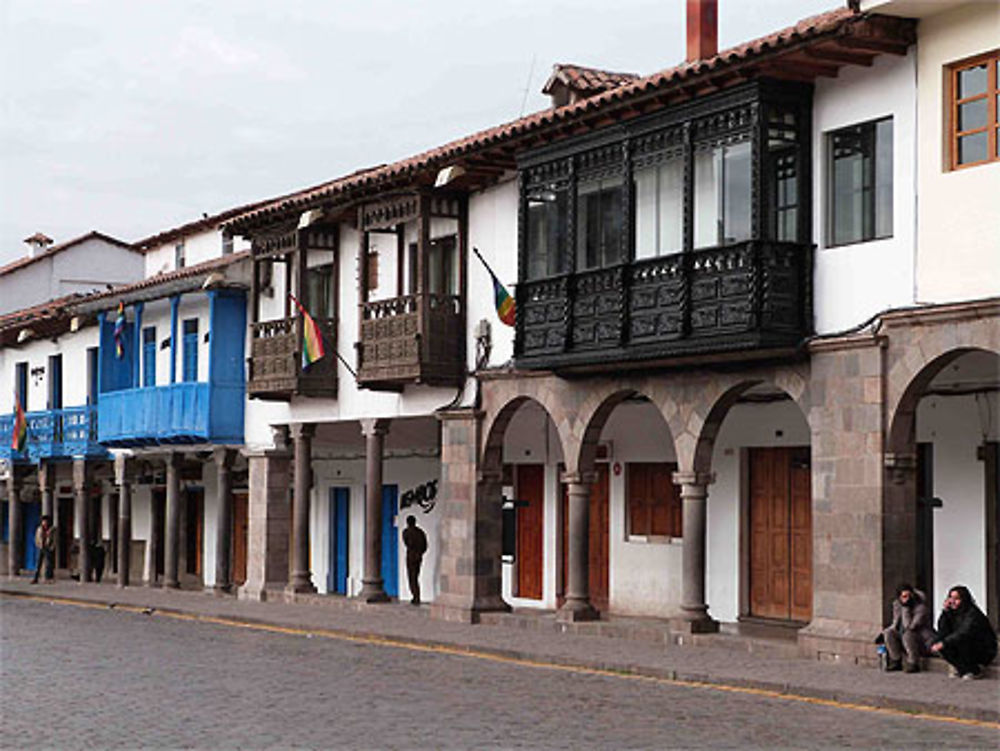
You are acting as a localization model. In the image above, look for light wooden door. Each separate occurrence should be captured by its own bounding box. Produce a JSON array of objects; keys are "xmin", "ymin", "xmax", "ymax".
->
[
  {"xmin": 749, "ymin": 447, "xmax": 811, "ymax": 622},
  {"xmin": 515, "ymin": 464, "xmax": 544, "ymax": 600}
]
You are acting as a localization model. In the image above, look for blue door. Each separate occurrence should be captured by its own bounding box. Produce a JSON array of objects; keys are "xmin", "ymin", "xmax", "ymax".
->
[
  {"xmin": 22, "ymin": 501, "xmax": 41, "ymax": 573},
  {"xmin": 381, "ymin": 485, "xmax": 399, "ymax": 597},
  {"xmin": 327, "ymin": 487, "xmax": 349, "ymax": 595}
]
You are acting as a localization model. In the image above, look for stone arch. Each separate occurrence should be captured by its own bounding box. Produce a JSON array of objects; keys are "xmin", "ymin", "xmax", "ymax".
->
[
  {"xmin": 572, "ymin": 388, "xmax": 648, "ymax": 476},
  {"xmin": 481, "ymin": 393, "xmax": 568, "ymax": 477}
]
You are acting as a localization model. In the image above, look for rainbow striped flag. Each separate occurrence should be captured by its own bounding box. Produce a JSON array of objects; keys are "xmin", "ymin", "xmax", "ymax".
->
[
  {"xmin": 11, "ymin": 391, "xmax": 27, "ymax": 453},
  {"xmin": 472, "ymin": 247, "xmax": 516, "ymax": 327},
  {"xmin": 289, "ymin": 294, "xmax": 326, "ymax": 369},
  {"xmin": 113, "ymin": 301, "xmax": 125, "ymax": 359}
]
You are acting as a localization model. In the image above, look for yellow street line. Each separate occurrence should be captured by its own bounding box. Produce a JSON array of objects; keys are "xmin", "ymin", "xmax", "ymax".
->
[{"xmin": 5, "ymin": 591, "xmax": 999, "ymax": 731}]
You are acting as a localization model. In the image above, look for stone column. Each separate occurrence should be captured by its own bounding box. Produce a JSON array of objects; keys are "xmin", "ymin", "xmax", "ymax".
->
[
  {"xmin": 212, "ymin": 448, "xmax": 236, "ymax": 595},
  {"xmin": 287, "ymin": 424, "xmax": 317, "ymax": 595},
  {"xmin": 359, "ymin": 418, "xmax": 390, "ymax": 603},
  {"xmin": 673, "ymin": 470, "xmax": 718, "ymax": 633},
  {"xmin": 38, "ymin": 461, "xmax": 54, "ymax": 520},
  {"xmin": 239, "ymin": 428, "xmax": 291, "ymax": 602},
  {"xmin": 74, "ymin": 459, "xmax": 91, "ymax": 583},
  {"xmin": 6, "ymin": 472, "xmax": 23, "ymax": 578},
  {"xmin": 145, "ymin": 486, "xmax": 161, "ymax": 586},
  {"xmin": 115, "ymin": 456, "xmax": 132, "ymax": 588},
  {"xmin": 558, "ymin": 473, "xmax": 599, "ymax": 622},
  {"xmin": 430, "ymin": 408, "xmax": 509, "ymax": 623},
  {"xmin": 163, "ymin": 453, "xmax": 182, "ymax": 589}
]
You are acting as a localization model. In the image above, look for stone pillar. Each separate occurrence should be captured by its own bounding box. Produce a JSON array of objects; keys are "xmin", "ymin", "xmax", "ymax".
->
[
  {"xmin": 38, "ymin": 461, "xmax": 54, "ymax": 519},
  {"xmin": 212, "ymin": 448, "xmax": 236, "ymax": 595},
  {"xmin": 6, "ymin": 471, "xmax": 23, "ymax": 577},
  {"xmin": 115, "ymin": 456, "xmax": 132, "ymax": 588},
  {"xmin": 558, "ymin": 473, "xmax": 599, "ymax": 622},
  {"xmin": 74, "ymin": 459, "xmax": 91, "ymax": 583},
  {"xmin": 430, "ymin": 408, "xmax": 508, "ymax": 623},
  {"xmin": 287, "ymin": 424, "xmax": 317, "ymax": 595},
  {"xmin": 145, "ymin": 486, "xmax": 161, "ymax": 586},
  {"xmin": 239, "ymin": 429, "xmax": 291, "ymax": 602},
  {"xmin": 163, "ymin": 453, "xmax": 182, "ymax": 589},
  {"xmin": 673, "ymin": 470, "xmax": 718, "ymax": 633},
  {"xmin": 359, "ymin": 418, "xmax": 390, "ymax": 603}
]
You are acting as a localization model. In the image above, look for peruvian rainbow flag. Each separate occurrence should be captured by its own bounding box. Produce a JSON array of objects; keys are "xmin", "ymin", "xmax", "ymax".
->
[
  {"xmin": 113, "ymin": 301, "xmax": 126, "ymax": 359},
  {"xmin": 11, "ymin": 391, "xmax": 27, "ymax": 453},
  {"xmin": 472, "ymin": 246, "xmax": 516, "ymax": 327},
  {"xmin": 289, "ymin": 293, "xmax": 326, "ymax": 369}
]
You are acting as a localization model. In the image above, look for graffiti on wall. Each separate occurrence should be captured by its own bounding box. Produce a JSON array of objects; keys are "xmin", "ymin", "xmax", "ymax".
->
[{"xmin": 400, "ymin": 479, "xmax": 437, "ymax": 514}]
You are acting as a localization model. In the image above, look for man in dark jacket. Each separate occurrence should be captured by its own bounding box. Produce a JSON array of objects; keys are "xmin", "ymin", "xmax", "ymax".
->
[
  {"xmin": 931, "ymin": 585, "xmax": 998, "ymax": 680},
  {"xmin": 402, "ymin": 516, "xmax": 428, "ymax": 606},
  {"xmin": 881, "ymin": 584, "xmax": 936, "ymax": 672}
]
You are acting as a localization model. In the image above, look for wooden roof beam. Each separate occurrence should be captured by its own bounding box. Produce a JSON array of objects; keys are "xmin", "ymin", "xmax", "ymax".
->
[{"xmin": 805, "ymin": 45, "xmax": 875, "ymax": 67}]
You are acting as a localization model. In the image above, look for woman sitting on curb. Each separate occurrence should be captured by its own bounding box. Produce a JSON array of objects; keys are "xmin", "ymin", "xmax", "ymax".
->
[{"xmin": 931, "ymin": 585, "xmax": 998, "ymax": 680}]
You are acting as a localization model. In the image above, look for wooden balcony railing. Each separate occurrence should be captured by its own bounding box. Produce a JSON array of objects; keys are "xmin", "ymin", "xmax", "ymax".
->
[
  {"xmin": 358, "ymin": 293, "xmax": 465, "ymax": 388},
  {"xmin": 516, "ymin": 240, "xmax": 812, "ymax": 371},
  {"xmin": 248, "ymin": 315, "xmax": 337, "ymax": 400}
]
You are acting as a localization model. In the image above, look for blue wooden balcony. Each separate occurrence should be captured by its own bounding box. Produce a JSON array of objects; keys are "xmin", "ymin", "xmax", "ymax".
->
[
  {"xmin": 0, "ymin": 406, "xmax": 107, "ymax": 462},
  {"xmin": 97, "ymin": 383, "xmax": 244, "ymax": 447}
]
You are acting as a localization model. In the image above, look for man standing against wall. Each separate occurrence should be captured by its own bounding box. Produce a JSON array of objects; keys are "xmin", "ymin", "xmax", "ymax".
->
[{"xmin": 402, "ymin": 515, "xmax": 427, "ymax": 605}]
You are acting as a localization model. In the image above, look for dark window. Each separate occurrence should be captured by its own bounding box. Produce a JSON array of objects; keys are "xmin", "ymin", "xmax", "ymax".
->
[
  {"xmin": 576, "ymin": 176, "xmax": 624, "ymax": 269},
  {"xmin": 768, "ymin": 106, "xmax": 800, "ymax": 243},
  {"xmin": 182, "ymin": 319, "xmax": 198, "ymax": 382},
  {"xmin": 15, "ymin": 361, "xmax": 28, "ymax": 411},
  {"xmin": 947, "ymin": 50, "xmax": 999, "ymax": 169},
  {"xmin": 827, "ymin": 117, "xmax": 893, "ymax": 246},
  {"xmin": 142, "ymin": 326, "xmax": 157, "ymax": 388},
  {"xmin": 626, "ymin": 462, "xmax": 681, "ymax": 538},
  {"xmin": 526, "ymin": 185, "xmax": 569, "ymax": 280},
  {"xmin": 694, "ymin": 140, "xmax": 752, "ymax": 248},
  {"xmin": 305, "ymin": 264, "xmax": 334, "ymax": 319},
  {"xmin": 222, "ymin": 234, "xmax": 234, "ymax": 256},
  {"xmin": 174, "ymin": 242, "xmax": 186, "ymax": 269},
  {"xmin": 407, "ymin": 242, "xmax": 419, "ymax": 294},
  {"xmin": 427, "ymin": 235, "xmax": 458, "ymax": 295},
  {"xmin": 86, "ymin": 348, "xmax": 99, "ymax": 404},
  {"xmin": 48, "ymin": 354, "xmax": 63, "ymax": 410}
]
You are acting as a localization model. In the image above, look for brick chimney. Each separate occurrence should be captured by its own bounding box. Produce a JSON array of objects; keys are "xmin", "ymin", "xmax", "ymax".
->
[{"xmin": 686, "ymin": 0, "xmax": 718, "ymax": 63}]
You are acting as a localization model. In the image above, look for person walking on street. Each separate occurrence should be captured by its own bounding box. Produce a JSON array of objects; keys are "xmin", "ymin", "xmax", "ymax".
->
[
  {"xmin": 931, "ymin": 585, "xmax": 998, "ymax": 680},
  {"xmin": 31, "ymin": 515, "xmax": 57, "ymax": 584},
  {"xmin": 402, "ymin": 515, "xmax": 428, "ymax": 606},
  {"xmin": 879, "ymin": 583, "xmax": 936, "ymax": 673}
]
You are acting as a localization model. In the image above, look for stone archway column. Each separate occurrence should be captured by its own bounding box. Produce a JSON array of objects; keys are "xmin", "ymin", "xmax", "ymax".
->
[
  {"xmin": 74, "ymin": 459, "xmax": 92, "ymax": 583},
  {"xmin": 39, "ymin": 461, "xmax": 54, "ymax": 519},
  {"xmin": 115, "ymin": 456, "xmax": 133, "ymax": 588},
  {"xmin": 6, "ymin": 471, "xmax": 23, "ymax": 578},
  {"xmin": 558, "ymin": 473, "xmax": 599, "ymax": 622},
  {"xmin": 430, "ymin": 408, "xmax": 509, "ymax": 623},
  {"xmin": 673, "ymin": 470, "xmax": 718, "ymax": 633},
  {"xmin": 287, "ymin": 424, "xmax": 317, "ymax": 595},
  {"xmin": 212, "ymin": 448, "xmax": 236, "ymax": 595},
  {"xmin": 163, "ymin": 453, "xmax": 182, "ymax": 588},
  {"xmin": 359, "ymin": 418, "xmax": 390, "ymax": 603}
]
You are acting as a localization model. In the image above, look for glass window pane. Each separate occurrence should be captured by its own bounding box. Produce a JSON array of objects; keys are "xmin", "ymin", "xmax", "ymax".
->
[
  {"xmin": 723, "ymin": 142, "xmax": 751, "ymax": 244},
  {"xmin": 875, "ymin": 119, "xmax": 893, "ymax": 238},
  {"xmin": 830, "ymin": 128, "xmax": 865, "ymax": 246},
  {"xmin": 958, "ymin": 98, "xmax": 988, "ymax": 131},
  {"xmin": 600, "ymin": 177, "xmax": 624, "ymax": 267},
  {"xmin": 526, "ymin": 189, "xmax": 567, "ymax": 279},
  {"xmin": 957, "ymin": 64, "xmax": 987, "ymax": 98},
  {"xmin": 694, "ymin": 148, "xmax": 721, "ymax": 249},
  {"xmin": 633, "ymin": 167, "xmax": 658, "ymax": 260},
  {"xmin": 958, "ymin": 131, "xmax": 989, "ymax": 164},
  {"xmin": 657, "ymin": 159, "xmax": 683, "ymax": 255}
]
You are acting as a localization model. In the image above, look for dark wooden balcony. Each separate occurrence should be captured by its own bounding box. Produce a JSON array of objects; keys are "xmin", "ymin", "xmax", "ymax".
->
[
  {"xmin": 248, "ymin": 315, "xmax": 337, "ymax": 400},
  {"xmin": 516, "ymin": 240, "xmax": 812, "ymax": 372},
  {"xmin": 357, "ymin": 293, "xmax": 465, "ymax": 389}
]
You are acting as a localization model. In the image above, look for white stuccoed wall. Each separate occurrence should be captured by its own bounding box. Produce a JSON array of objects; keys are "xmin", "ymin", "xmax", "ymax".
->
[
  {"xmin": 143, "ymin": 228, "xmax": 250, "ymax": 276},
  {"xmin": 0, "ymin": 325, "xmax": 100, "ymax": 414},
  {"xmin": 812, "ymin": 49, "xmax": 917, "ymax": 334}
]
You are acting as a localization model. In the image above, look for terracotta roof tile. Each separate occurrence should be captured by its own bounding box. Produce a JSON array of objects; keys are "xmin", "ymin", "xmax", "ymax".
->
[{"xmin": 542, "ymin": 63, "xmax": 640, "ymax": 97}]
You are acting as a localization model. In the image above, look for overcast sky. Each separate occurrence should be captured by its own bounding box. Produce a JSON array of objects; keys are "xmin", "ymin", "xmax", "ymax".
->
[{"xmin": 0, "ymin": 0, "xmax": 836, "ymax": 265}]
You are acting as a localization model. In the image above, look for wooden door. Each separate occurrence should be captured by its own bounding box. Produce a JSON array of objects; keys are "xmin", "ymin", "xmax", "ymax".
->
[
  {"xmin": 559, "ymin": 465, "xmax": 610, "ymax": 611},
  {"xmin": 515, "ymin": 464, "xmax": 544, "ymax": 600},
  {"xmin": 184, "ymin": 488, "xmax": 204, "ymax": 577},
  {"xmin": 749, "ymin": 447, "xmax": 811, "ymax": 622},
  {"xmin": 57, "ymin": 497, "xmax": 73, "ymax": 570},
  {"xmin": 232, "ymin": 491, "xmax": 249, "ymax": 587}
]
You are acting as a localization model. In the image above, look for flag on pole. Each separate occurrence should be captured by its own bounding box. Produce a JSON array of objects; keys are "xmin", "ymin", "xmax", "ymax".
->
[
  {"xmin": 11, "ymin": 391, "xmax": 27, "ymax": 453},
  {"xmin": 113, "ymin": 301, "xmax": 125, "ymax": 359},
  {"xmin": 289, "ymin": 293, "xmax": 326, "ymax": 370},
  {"xmin": 472, "ymin": 247, "xmax": 516, "ymax": 327}
]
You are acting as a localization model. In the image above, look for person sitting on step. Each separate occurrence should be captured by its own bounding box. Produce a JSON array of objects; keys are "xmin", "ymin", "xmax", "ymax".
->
[
  {"xmin": 879, "ymin": 583, "xmax": 936, "ymax": 673},
  {"xmin": 931, "ymin": 585, "xmax": 998, "ymax": 680}
]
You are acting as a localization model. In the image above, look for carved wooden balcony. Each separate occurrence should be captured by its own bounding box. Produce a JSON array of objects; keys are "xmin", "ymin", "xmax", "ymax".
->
[
  {"xmin": 516, "ymin": 240, "xmax": 812, "ymax": 372},
  {"xmin": 357, "ymin": 293, "xmax": 465, "ymax": 389},
  {"xmin": 248, "ymin": 315, "xmax": 337, "ymax": 400}
]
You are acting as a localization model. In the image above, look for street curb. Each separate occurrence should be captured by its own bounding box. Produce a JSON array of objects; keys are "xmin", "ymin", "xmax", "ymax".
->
[{"xmin": 3, "ymin": 587, "xmax": 998, "ymax": 726}]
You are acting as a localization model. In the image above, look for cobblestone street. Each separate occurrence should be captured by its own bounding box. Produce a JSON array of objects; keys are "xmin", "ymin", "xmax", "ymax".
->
[{"xmin": 2, "ymin": 598, "xmax": 997, "ymax": 750}]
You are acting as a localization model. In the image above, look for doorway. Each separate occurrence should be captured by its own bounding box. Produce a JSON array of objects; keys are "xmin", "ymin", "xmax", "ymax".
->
[
  {"xmin": 328, "ymin": 487, "xmax": 350, "ymax": 595},
  {"xmin": 184, "ymin": 488, "xmax": 204, "ymax": 579},
  {"xmin": 381, "ymin": 485, "xmax": 399, "ymax": 598},
  {"xmin": 232, "ymin": 491, "xmax": 249, "ymax": 587},
  {"xmin": 515, "ymin": 464, "xmax": 544, "ymax": 600},
  {"xmin": 748, "ymin": 446, "xmax": 812, "ymax": 622}
]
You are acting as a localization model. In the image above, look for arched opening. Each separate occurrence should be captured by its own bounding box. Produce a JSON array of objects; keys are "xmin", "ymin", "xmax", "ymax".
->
[
  {"xmin": 572, "ymin": 389, "xmax": 679, "ymax": 619},
  {"xmin": 482, "ymin": 396, "xmax": 565, "ymax": 610},
  {"xmin": 698, "ymin": 380, "xmax": 812, "ymax": 625},
  {"xmin": 888, "ymin": 348, "xmax": 1000, "ymax": 627}
]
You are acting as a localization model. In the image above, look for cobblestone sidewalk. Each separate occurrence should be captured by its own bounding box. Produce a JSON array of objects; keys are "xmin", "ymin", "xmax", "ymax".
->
[{"xmin": 2, "ymin": 577, "xmax": 997, "ymax": 724}]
